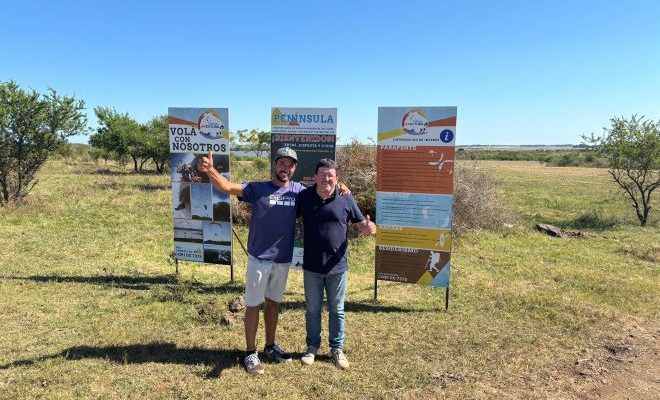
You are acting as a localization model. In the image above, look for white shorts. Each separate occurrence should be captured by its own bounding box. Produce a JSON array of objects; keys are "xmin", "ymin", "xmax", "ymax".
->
[{"xmin": 244, "ymin": 255, "xmax": 291, "ymax": 307}]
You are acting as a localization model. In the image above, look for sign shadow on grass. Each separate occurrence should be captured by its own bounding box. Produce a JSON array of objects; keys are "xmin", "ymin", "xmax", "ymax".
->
[
  {"xmin": 0, "ymin": 342, "xmax": 242, "ymax": 379},
  {"xmin": 280, "ymin": 300, "xmax": 427, "ymax": 313},
  {"xmin": 0, "ymin": 274, "xmax": 244, "ymax": 294}
]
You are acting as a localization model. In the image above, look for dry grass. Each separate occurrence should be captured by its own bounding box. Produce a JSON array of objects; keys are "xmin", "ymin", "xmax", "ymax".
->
[{"xmin": 0, "ymin": 159, "xmax": 658, "ymax": 399}]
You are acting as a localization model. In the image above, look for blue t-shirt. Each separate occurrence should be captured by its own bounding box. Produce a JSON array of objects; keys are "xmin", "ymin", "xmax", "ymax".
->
[
  {"xmin": 240, "ymin": 181, "xmax": 305, "ymax": 263},
  {"xmin": 296, "ymin": 186, "xmax": 365, "ymax": 275}
]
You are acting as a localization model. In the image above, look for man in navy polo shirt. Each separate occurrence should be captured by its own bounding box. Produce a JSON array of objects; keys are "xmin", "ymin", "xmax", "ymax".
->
[
  {"xmin": 296, "ymin": 158, "xmax": 376, "ymax": 369},
  {"xmin": 198, "ymin": 147, "xmax": 303, "ymax": 375}
]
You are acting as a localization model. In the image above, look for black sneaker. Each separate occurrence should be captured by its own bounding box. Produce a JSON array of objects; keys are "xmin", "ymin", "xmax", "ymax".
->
[
  {"xmin": 243, "ymin": 352, "xmax": 265, "ymax": 375},
  {"xmin": 263, "ymin": 343, "xmax": 292, "ymax": 363}
]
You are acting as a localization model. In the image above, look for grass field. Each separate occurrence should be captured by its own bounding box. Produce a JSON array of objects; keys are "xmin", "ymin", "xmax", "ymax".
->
[{"xmin": 0, "ymin": 160, "xmax": 657, "ymax": 399}]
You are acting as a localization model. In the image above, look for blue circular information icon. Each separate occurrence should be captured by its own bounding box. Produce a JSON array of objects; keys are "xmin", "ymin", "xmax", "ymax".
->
[{"xmin": 440, "ymin": 129, "xmax": 454, "ymax": 143}]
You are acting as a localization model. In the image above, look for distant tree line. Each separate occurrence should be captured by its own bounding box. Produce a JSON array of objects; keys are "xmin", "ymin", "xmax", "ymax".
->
[
  {"xmin": 1, "ymin": 79, "xmax": 657, "ymax": 225},
  {"xmin": 456, "ymin": 148, "xmax": 608, "ymax": 167},
  {"xmin": 89, "ymin": 107, "xmax": 169, "ymax": 173}
]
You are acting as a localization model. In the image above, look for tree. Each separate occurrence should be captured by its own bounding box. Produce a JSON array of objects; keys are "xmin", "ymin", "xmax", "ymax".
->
[
  {"xmin": 144, "ymin": 115, "xmax": 169, "ymax": 173},
  {"xmin": 236, "ymin": 128, "xmax": 270, "ymax": 157},
  {"xmin": 583, "ymin": 115, "xmax": 660, "ymax": 226},
  {"xmin": 90, "ymin": 107, "xmax": 147, "ymax": 172},
  {"xmin": 0, "ymin": 80, "xmax": 87, "ymax": 205}
]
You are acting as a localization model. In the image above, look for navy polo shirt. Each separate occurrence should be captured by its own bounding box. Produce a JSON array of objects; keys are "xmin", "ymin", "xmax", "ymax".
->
[{"xmin": 296, "ymin": 186, "xmax": 365, "ymax": 275}]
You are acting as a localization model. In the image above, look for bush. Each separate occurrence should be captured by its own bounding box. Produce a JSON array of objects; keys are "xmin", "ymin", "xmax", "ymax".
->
[
  {"xmin": 0, "ymin": 80, "xmax": 87, "ymax": 205},
  {"xmin": 452, "ymin": 162, "xmax": 516, "ymax": 235},
  {"xmin": 336, "ymin": 140, "xmax": 377, "ymax": 218},
  {"xmin": 252, "ymin": 157, "xmax": 269, "ymax": 171},
  {"xmin": 229, "ymin": 154, "xmax": 269, "ymax": 225}
]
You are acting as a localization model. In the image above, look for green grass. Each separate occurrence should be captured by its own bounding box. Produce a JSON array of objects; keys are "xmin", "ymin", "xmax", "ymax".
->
[{"xmin": 0, "ymin": 159, "xmax": 657, "ymax": 399}]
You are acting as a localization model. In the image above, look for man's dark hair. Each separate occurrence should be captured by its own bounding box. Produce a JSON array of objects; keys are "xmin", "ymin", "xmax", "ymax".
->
[{"xmin": 315, "ymin": 158, "xmax": 339, "ymax": 174}]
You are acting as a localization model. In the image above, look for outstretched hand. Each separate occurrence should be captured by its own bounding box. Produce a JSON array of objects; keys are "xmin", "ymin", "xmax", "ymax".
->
[{"xmin": 198, "ymin": 151, "xmax": 214, "ymax": 173}]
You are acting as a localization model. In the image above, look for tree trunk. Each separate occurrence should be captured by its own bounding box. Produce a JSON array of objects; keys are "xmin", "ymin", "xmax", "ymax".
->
[
  {"xmin": 0, "ymin": 174, "xmax": 8, "ymax": 205},
  {"xmin": 132, "ymin": 155, "xmax": 138, "ymax": 172}
]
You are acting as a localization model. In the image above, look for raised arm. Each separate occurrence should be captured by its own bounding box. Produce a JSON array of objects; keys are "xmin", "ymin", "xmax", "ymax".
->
[{"xmin": 198, "ymin": 151, "xmax": 244, "ymax": 196}]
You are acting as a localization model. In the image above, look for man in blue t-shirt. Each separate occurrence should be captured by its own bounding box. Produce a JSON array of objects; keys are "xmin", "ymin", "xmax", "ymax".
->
[
  {"xmin": 198, "ymin": 147, "xmax": 303, "ymax": 375},
  {"xmin": 296, "ymin": 158, "xmax": 376, "ymax": 370}
]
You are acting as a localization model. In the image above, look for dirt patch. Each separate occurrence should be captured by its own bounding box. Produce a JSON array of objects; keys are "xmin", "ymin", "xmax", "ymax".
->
[{"xmin": 572, "ymin": 321, "xmax": 659, "ymax": 399}]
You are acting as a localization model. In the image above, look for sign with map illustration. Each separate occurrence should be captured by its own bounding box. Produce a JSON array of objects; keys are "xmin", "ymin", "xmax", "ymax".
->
[
  {"xmin": 375, "ymin": 107, "xmax": 456, "ymax": 287},
  {"xmin": 168, "ymin": 107, "xmax": 232, "ymax": 265}
]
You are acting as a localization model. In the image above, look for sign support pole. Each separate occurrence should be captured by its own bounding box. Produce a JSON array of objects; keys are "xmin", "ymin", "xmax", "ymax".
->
[
  {"xmin": 374, "ymin": 270, "xmax": 378, "ymax": 303},
  {"xmin": 231, "ymin": 227, "xmax": 249, "ymax": 284},
  {"xmin": 445, "ymin": 286, "xmax": 449, "ymax": 310},
  {"xmin": 175, "ymin": 258, "xmax": 179, "ymax": 275}
]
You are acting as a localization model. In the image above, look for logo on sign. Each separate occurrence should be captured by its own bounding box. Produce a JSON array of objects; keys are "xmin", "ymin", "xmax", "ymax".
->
[
  {"xmin": 198, "ymin": 111, "xmax": 225, "ymax": 139},
  {"xmin": 402, "ymin": 109, "xmax": 428, "ymax": 135},
  {"xmin": 440, "ymin": 129, "xmax": 454, "ymax": 143}
]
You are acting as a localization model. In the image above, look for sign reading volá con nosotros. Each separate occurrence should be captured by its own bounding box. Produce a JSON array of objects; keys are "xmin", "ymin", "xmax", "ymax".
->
[{"xmin": 168, "ymin": 107, "xmax": 232, "ymax": 265}]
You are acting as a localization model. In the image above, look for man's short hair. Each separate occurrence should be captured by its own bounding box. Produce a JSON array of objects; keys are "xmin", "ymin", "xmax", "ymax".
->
[{"xmin": 315, "ymin": 158, "xmax": 339, "ymax": 174}]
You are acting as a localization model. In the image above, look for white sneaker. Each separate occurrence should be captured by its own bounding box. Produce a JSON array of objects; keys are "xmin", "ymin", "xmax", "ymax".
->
[
  {"xmin": 331, "ymin": 348, "xmax": 349, "ymax": 370},
  {"xmin": 243, "ymin": 352, "xmax": 265, "ymax": 375},
  {"xmin": 300, "ymin": 346, "xmax": 317, "ymax": 366}
]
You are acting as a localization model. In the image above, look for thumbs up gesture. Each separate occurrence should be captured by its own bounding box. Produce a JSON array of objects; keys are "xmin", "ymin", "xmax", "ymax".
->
[
  {"xmin": 356, "ymin": 214, "xmax": 377, "ymax": 235},
  {"xmin": 197, "ymin": 151, "xmax": 214, "ymax": 173}
]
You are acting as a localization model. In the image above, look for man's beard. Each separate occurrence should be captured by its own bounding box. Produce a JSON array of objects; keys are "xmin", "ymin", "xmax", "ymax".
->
[{"xmin": 275, "ymin": 172, "xmax": 290, "ymax": 182}]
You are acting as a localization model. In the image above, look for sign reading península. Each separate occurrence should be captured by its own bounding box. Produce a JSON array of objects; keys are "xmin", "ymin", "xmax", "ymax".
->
[
  {"xmin": 270, "ymin": 107, "xmax": 337, "ymax": 268},
  {"xmin": 375, "ymin": 107, "xmax": 457, "ymax": 287}
]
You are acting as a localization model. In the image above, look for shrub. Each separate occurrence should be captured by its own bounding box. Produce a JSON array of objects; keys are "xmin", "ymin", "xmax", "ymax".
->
[
  {"xmin": 252, "ymin": 157, "xmax": 269, "ymax": 171},
  {"xmin": 452, "ymin": 161, "xmax": 516, "ymax": 235},
  {"xmin": 0, "ymin": 80, "xmax": 87, "ymax": 205},
  {"xmin": 336, "ymin": 140, "xmax": 377, "ymax": 218}
]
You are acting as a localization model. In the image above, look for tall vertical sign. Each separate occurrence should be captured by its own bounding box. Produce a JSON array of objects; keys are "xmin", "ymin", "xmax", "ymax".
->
[
  {"xmin": 168, "ymin": 108, "xmax": 232, "ymax": 265},
  {"xmin": 375, "ymin": 107, "xmax": 456, "ymax": 286},
  {"xmin": 270, "ymin": 107, "xmax": 337, "ymax": 267}
]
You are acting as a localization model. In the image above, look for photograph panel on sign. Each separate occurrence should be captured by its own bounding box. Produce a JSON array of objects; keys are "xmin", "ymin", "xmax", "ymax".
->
[
  {"xmin": 212, "ymin": 186, "xmax": 231, "ymax": 222},
  {"xmin": 173, "ymin": 219, "xmax": 203, "ymax": 243},
  {"xmin": 171, "ymin": 154, "xmax": 229, "ymax": 185},
  {"xmin": 203, "ymin": 244, "xmax": 231, "ymax": 265},
  {"xmin": 202, "ymin": 221, "xmax": 231, "ymax": 245},
  {"xmin": 172, "ymin": 181, "xmax": 191, "ymax": 219},
  {"xmin": 211, "ymin": 154, "xmax": 230, "ymax": 175},
  {"xmin": 191, "ymin": 183, "xmax": 213, "ymax": 220},
  {"xmin": 170, "ymin": 153, "xmax": 198, "ymax": 183}
]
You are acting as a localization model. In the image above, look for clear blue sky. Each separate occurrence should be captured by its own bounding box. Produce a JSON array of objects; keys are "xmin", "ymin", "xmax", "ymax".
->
[{"xmin": 2, "ymin": 0, "xmax": 658, "ymax": 145}]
